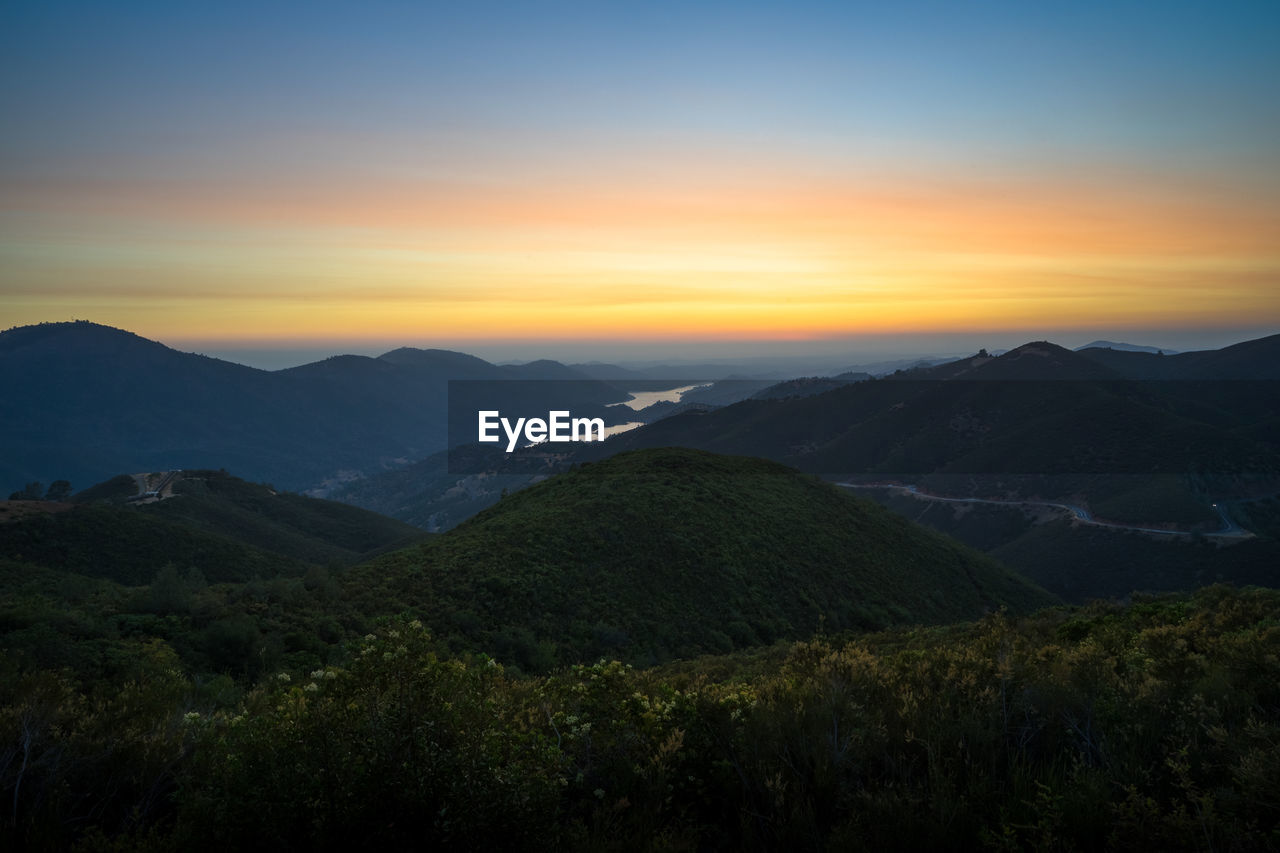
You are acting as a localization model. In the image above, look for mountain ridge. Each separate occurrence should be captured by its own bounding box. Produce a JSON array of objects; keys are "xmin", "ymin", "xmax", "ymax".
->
[
  {"xmin": 0, "ymin": 321, "xmax": 627, "ymax": 491},
  {"xmin": 1075, "ymin": 340, "xmax": 1179, "ymax": 354}
]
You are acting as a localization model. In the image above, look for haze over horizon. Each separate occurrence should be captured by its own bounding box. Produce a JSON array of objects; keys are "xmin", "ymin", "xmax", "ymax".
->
[
  {"xmin": 152, "ymin": 326, "xmax": 1275, "ymax": 371},
  {"xmin": 7, "ymin": 318, "xmax": 1265, "ymax": 371},
  {"xmin": 3, "ymin": 1, "xmax": 1278, "ymax": 350}
]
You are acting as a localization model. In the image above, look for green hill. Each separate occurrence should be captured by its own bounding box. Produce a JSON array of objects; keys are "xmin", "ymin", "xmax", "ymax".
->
[
  {"xmin": 0, "ymin": 470, "xmax": 433, "ymax": 683},
  {"xmin": 0, "ymin": 503, "xmax": 304, "ymax": 585},
  {"xmin": 130, "ymin": 470, "xmax": 429, "ymax": 565},
  {"xmin": 0, "ymin": 470, "xmax": 429, "ymax": 586},
  {"xmin": 346, "ymin": 448, "xmax": 1055, "ymax": 669}
]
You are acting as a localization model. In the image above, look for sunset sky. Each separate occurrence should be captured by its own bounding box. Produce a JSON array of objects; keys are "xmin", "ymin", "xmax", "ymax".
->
[{"xmin": 3, "ymin": 0, "xmax": 1278, "ymax": 363}]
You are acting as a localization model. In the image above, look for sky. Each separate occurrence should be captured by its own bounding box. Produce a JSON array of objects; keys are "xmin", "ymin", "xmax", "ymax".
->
[{"xmin": 2, "ymin": 0, "xmax": 1278, "ymax": 364}]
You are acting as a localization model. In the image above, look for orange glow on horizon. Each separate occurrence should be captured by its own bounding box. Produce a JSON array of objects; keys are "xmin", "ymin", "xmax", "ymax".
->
[{"xmin": 3, "ymin": 160, "xmax": 1278, "ymax": 344}]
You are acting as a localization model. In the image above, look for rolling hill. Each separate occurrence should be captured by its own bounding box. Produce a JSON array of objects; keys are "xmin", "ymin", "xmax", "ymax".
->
[
  {"xmin": 0, "ymin": 469, "xmax": 429, "ymax": 585},
  {"xmin": 343, "ymin": 448, "xmax": 1056, "ymax": 669}
]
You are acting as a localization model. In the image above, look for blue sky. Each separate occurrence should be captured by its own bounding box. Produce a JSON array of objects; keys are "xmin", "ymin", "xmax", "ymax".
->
[{"xmin": 3, "ymin": 0, "xmax": 1278, "ymax": 361}]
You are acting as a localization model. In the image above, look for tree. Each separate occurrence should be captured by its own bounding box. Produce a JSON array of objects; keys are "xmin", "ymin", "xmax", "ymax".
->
[
  {"xmin": 148, "ymin": 564, "xmax": 193, "ymax": 614},
  {"xmin": 8, "ymin": 481, "xmax": 43, "ymax": 500},
  {"xmin": 44, "ymin": 480, "xmax": 72, "ymax": 502}
]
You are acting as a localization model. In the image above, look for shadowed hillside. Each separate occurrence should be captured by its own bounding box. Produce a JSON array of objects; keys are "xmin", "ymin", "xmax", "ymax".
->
[
  {"xmin": 344, "ymin": 448, "xmax": 1055, "ymax": 669},
  {"xmin": 0, "ymin": 470, "xmax": 429, "ymax": 586}
]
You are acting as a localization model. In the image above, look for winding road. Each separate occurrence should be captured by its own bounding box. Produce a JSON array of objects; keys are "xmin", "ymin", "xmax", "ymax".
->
[{"xmin": 837, "ymin": 483, "xmax": 1252, "ymax": 540}]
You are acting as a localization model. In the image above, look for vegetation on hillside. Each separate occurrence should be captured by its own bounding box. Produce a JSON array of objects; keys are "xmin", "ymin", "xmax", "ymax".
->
[
  {"xmin": 0, "ymin": 470, "xmax": 428, "ymax": 586},
  {"xmin": 142, "ymin": 470, "xmax": 430, "ymax": 565},
  {"xmin": 2, "ymin": 450, "xmax": 1276, "ymax": 850},
  {"xmin": 343, "ymin": 449, "xmax": 1055, "ymax": 669},
  {"xmin": 0, "ymin": 471, "xmax": 433, "ymax": 684},
  {"xmin": 2, "ymin": 586, "xmax": 1278, "ymax": 850},
  {"xmin": 857, "ymin": 487, "xmax": 1280, "ymax": 603}
]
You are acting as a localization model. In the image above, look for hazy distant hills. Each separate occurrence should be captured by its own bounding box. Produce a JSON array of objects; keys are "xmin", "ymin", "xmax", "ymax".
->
[
  {"xmin": 588, "ymin": 338, "xmax": 1280, "ymax": 473},
  {"xmin": 1075, "ymin": 332, "xmax": 1280, "ymax": 380},
  {"xmin": 7, "ymin": 319, "xmax": 1277, "ymax": 538},
  {"xmin": 750, "ymin": 374, "xmax": 872, "ymax": 400},
  {"xmin": 0, "ymin": 321, "xmax": 630, "ymax": 491},
  {"xmin": 898, "ymin": 341, "xmax": 1121, "ymax": 380},
  {"xmin": 344, "ymin": 448, "xmax": 1056, "ymax": 668},
  {"xmin": 333, "ymin": 334, "xmax": 1280, "ymax": 536},
  {"xmin": 1074, "ymin": 340, "xmax": 1178, "ymax": 355},
  {"xmin": 587, "ymin": 341, "xmax": 1280, "ymax": 481}
]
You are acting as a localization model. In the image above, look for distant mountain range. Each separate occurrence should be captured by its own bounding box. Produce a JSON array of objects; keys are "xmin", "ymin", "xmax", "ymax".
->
[
  {"xmin": 334, "ymin": 334, "xmax": 1280, "ymax": 532},
  {"xmin": 590, "ymin": 340, "xmax": 1280, "ymax": 477},
  {"xmin": 1074, "ymin": 334, "xmax": 1280, "ymax": 379},
  {"xmin": 1074, "ymin": 340, "xmax": 1179, "ymax": 354},
  {"xmin": 6, "ymin": 320, "xmax": 1278, "ymax": 536},
  {"xmin": 0, "ymin": 321, "xmax": 632, "ymax": 492}
]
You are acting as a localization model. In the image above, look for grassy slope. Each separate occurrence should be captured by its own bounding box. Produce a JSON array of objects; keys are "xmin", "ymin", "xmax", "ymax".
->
[
  {"xmin": 0, "ymin": 470, "xmax": 430, "ymax": 586},
  {"xmin": 144, "ymin": 470, "xmax": 429, "ymax": 564},
  {"xmin": 347, "ymin": 448, "xmax": 1055, "ymax": 669},
  {"xmin": 0, "ymin": 503, "xmax": 305, "ymax": 584}
]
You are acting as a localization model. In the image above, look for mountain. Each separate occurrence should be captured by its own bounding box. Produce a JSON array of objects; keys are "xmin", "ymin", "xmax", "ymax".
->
[
  {"xmin": 579, "ymin": 337, "xmax": 1280, "ymax": 480},
  {"xmin": 334, "ymin": 334, "xmax": 1280, "ymax": 539},
  {"xmin": 1074, "ymin": 340, "xmax": 1179, "ymax": 354},
  {"xmin": 834, "ymin": 356, "xmax": 960, "ymax": 376},
  {"xmin": 502, "ymin": 359, "xmax": 597, "ymax": 380},
  {"xmin": 568, "ymin": 362, "xmax": 775, "ymax": 380},
  {"xmin": 0, "ymin": 321, "xmax": 631, "ymax": 491},
  {"xmin": 376, "ymin": 347, "xmax": 499, "ymax": 372},
  {"xmin": 1075, "ymin": 332, "xmax": 1280, "ymax": 379},
  {"xmin": 343, "ymin": 448, "xmax": 1056, "ymax": 670},
  {"xmin": 588, "ymin": 364, "xmax": 1278, "ymax": 482},
  {"xmin": 567, "ymin": 362, "xmax": 649, "ymax": 380},
  {"xmin": 515, "ymin": 338, "xmax": 1276, "ymax": 604},
  {"xmin": 751, "ymin": 375, "xmax": 871, "ymax": 400},
  {"xmin": 897, "ymin": 341, "xmax": 1121, "ymax": 380}
]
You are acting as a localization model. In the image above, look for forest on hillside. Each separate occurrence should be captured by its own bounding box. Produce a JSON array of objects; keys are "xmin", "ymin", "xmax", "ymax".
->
[{"xmin": 3, "ymin": 586, "xmax": 1278, "ymax": 851}]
